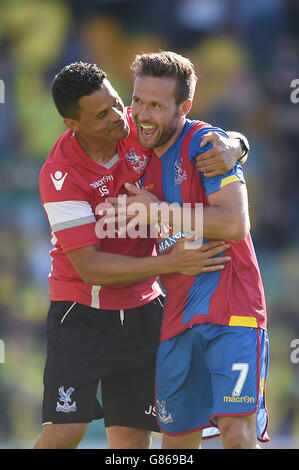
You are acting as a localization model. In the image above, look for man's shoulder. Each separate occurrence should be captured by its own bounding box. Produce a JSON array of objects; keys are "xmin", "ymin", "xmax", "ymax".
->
[
  {"xmin": 187, "ymin": 120, "xmax": 228, "ymax": 139},
  {"xmin": 186, "ymin": 119, "xmax": 227, "ymax": 139},
  {"xmin": 185, "ymin": 120, "xmax": 228, "ymax": 158},
  {"xmin": 39, "ymin": 130, "xmax": 88, "ymax": 201},
  {"xmin": 42, "ymin": 129, "xmax": 74, "ymax": 170},
  {"xmin": 187, "ymin": 119, "xmax": 212, "ymax": 131},
  {"xmin": 174, "ymin": 120, "xmax": 212, "ymax": 160}
]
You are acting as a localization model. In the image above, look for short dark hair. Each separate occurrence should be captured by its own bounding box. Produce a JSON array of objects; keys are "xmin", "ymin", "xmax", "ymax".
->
[
  {"xmin": 130, "ymin": 51, "xmax": 198, "ymax": 105},
  {"xmin": 51, "ymin": 62, "xmax": 107, "ymax": 119}
]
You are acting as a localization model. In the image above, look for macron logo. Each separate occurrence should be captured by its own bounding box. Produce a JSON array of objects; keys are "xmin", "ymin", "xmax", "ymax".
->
[{"xmin": 50, "ymin": 171, "xmax": 68, "ymax": 191}]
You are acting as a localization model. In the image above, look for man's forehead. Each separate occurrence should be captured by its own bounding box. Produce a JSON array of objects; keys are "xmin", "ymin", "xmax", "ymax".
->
[
  {"xmin": 79, "ymin": 80, "xmax": 117, "ymax": 110},
  {"xmin": 133, "ymin": 75, "xmax": 176, "ymax": 100}
]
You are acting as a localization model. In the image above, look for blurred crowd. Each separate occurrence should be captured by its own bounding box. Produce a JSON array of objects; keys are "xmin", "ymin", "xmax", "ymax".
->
[{"xmin": 0, "ymin": 0, "xmax": 299, "ymax": 446}]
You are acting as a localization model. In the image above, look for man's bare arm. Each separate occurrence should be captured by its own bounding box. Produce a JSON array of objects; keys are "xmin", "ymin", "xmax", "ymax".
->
[
  {"xmin": 106, "ymin": 182, "xmax": 250, "ymax": 242},
  {"xmin": 67, "ymin": 239, "xmax": 231, "ymax": 286},
  {"xmin": 157, "ymin": 182, "xmax": 250, "ymax": 241},
  {"xmin": 201, "ymin": 182, "xmax": 250, "ymax": 240}
]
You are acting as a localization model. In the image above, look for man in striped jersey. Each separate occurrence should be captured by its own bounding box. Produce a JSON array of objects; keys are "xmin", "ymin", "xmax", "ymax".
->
[
  {"xmin": 35, "ymin": 62, "xmax": 247, "ymax": 449},
  {"xmin": 106, "ymin": 51, "xmax": 268, "ymax": 449}
]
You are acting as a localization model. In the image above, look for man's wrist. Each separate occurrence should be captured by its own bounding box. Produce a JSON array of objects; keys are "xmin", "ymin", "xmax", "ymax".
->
[
  {"xmin": 236, "ymin": 137, "xmax": 250, "ymax": 164},
  {"xmin": 157, "ymin": 251, "xmax": 175, "ymax": 275},
  {"xmin": 226, "ymin": 131, "xmax": 250, "ymax": 165}
]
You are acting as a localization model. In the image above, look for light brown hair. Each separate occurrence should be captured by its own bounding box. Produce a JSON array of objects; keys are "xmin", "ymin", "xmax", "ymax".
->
[{"xmin": 130, "ymin": 51, "xmax": 198, "ymax": 105}]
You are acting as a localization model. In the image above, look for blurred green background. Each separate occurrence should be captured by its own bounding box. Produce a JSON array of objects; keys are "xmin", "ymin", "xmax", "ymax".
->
[{"xmin": 0, "ymin": 0, "xmax": 299, "ymax": 449}]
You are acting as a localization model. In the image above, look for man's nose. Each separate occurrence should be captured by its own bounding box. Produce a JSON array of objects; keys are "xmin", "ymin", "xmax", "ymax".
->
[{"xmin": 137, "ymin": 105, "xmax": 151, "ymax": 122}]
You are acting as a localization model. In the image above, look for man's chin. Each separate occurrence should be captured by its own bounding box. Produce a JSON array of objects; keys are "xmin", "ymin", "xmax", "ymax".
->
[
  {"xmin": 139, "ymin": 141, "xmax": 154, "ymax": 149},
  {"xmin": 137, "ymin": 133, "xmax": 158, "ymax": 149},
  {"xmin": 117, "ymin": 125, "xmax": 130, "ymax": 141}
]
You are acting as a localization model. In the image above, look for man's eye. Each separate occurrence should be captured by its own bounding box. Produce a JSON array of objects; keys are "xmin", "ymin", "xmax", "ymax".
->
[
  {"xmin": 97, "ymin": 111, "xmax": 107, "ymax": 119},
  {"xmin": 152, "ymin": 103, "xmax": 161, "ymax": 109}
]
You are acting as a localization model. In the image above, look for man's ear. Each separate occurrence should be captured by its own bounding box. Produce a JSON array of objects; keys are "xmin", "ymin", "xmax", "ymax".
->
[
  {"xmin": 178, "ymin": 99, "xmax": 192, "ymax": 117},
  {"xmin": 63, "ymin": 118, "xmax": 79, "ymax": 132}
]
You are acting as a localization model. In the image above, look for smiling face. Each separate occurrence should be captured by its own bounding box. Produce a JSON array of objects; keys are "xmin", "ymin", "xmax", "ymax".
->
[
  {"xmin": 65, "ymin": 79, "xmax": 129, "ymax": 145},
  {"xmin": 132, "ymin": 75, "xmax": 191, "ymax": 156}
]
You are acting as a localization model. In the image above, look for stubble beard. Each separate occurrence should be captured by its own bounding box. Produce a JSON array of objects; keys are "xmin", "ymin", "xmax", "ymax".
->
[{"xmin": 136, "ymin": 115, "xmax": 180, "ymax": 151}]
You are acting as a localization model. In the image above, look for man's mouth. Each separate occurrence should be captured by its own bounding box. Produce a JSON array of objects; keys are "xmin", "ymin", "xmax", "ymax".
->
[
  {"xmin": 112, "ymin": 119, "xmax": 125, "ymax": 131},
  {"xmin": 139, "ymin": 123, "xmax": 157, "ymax": 137}
]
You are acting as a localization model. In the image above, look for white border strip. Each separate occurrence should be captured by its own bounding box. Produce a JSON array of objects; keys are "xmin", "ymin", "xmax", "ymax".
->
[{"xmin": 60, "ymin": 302, "xmax": 77, "ymax": 324}]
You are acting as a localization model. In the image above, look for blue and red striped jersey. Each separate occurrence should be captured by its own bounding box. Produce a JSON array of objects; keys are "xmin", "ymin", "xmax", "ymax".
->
[{"xmin": 141, "ymin": 119, "xmax": 267, "ymax": 342}]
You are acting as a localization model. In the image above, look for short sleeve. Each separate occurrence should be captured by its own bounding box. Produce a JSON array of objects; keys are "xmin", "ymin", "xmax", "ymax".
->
[
  {"xmin": 39, "ymin": 164, "xmax": 99, "ymax": 252},
  {"xmin": 188, "ymin": 126, "xmax": 246, "ymax": 196}
]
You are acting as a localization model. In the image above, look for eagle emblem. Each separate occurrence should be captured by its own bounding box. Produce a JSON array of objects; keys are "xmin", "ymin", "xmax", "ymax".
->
[
  {"xmin": 174, "ymin": 159, "xmax": 187, "ymax": 185},
  {"xmin": 56, "ymin": 386, "xmax": 77, "ymax": 413},
  {"xmin": 125, "ymin": 148, "xmax": 149, "ymax": 173},
  {"xmin": 156, "ymin": 399, "xmax": 173, "ymax": 424}
]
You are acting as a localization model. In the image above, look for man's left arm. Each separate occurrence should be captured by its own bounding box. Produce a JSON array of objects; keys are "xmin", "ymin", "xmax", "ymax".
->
[
  {"xmin": 106, "ymin": 178, "xmax": 250, "ymax": 243},
  {"xmin": 201, "ymin": 180, "xmax": 250, "ymax": 241},
  {"xmin": 195, "ymin": 131, "xmax": 250, "ymax": 177}
]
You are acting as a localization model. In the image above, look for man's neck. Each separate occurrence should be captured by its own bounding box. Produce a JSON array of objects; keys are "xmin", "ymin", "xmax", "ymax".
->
[
  {"xmin": 154, "ymin": 118, "xmax": 186, "ymax": 158},
  {"xmin": 76, "ymin": 132, "xmax": 117, "ymax": 166}
]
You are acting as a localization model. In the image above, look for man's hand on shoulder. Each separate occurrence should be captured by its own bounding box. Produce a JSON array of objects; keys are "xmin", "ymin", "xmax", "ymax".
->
[{"xmin": 195, "ymin": 132, "xmax": 248, "ymax": 177}]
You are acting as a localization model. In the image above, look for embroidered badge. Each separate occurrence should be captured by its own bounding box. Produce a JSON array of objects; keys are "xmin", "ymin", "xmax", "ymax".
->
[
  {"xmin": 157, "ymin": 399, "xmax": 173, "ymax": 424},
  {"xmin": 174, "ymin": 159, "xmax": 187, "ymax": 185},
  {"xmin": 56, "ymin": 386, "xmax": 77, "ymax": 413},
  {"xmin": 125, "ymin": 148, "xmax": 149, "ymax": 173}
]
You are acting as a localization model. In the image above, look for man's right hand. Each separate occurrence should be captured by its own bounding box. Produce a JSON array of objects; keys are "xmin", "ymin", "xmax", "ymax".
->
[{"xmin": 166, "ymin": 239, "xmax": 230, "ymax": 276}]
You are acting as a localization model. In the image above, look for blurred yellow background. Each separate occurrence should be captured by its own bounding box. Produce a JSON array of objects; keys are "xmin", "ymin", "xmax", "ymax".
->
[{"xmin": 0, "ymin": 0, "xmax": 299, "ymax": 448}]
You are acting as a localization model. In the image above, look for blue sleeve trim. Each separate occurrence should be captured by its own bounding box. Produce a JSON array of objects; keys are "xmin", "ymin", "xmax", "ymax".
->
[
  {"xmin": 188, "ymin": 126, "xmax": 245, "ymax": 196},
  {"xmin": 202, "ymin": 163, "xmax": 245, "ymax": 196}
]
